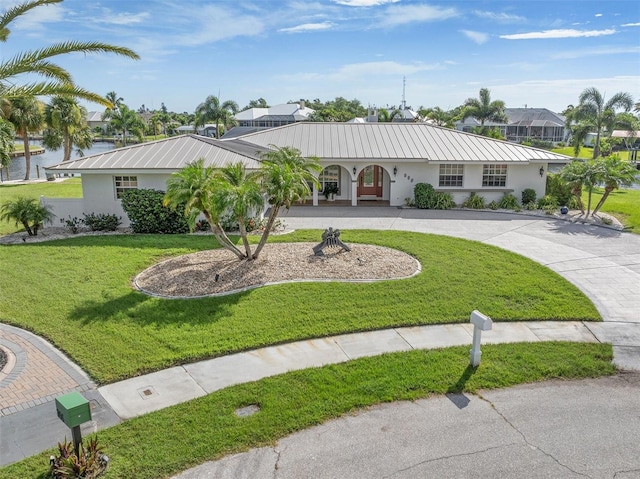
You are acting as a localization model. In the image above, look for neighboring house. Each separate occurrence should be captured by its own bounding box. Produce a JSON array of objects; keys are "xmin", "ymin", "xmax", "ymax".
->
[
  {"xmin": 456, "ymin": 108, "xmax": 567, "ymax": 143},
  {"xmin": 175, "ymin": 124, "xmax": 218, "ymax": 137},
  {"xmin": 233, "ymin": 102, "xmax": 314, "ymax": 128},
  {"xmin": 43, "ymin": 122, "xmax": 571, "ymax": 226},
  {"xmin": 86, "ymin": 111, "xmax": 109, "ymax": 133}
]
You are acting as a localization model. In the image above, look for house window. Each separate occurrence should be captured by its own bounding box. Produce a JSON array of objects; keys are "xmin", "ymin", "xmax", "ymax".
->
[
  {"xmin": 439, "ymin": 164, "xmax": 464, "ymax": 187},
  {"xmin": 482, "ymin": 164, "xmax": 507, "ymax": 187},
  {"xmin": 319, "ymin": 165, "xmax": 340, "ymax": 194},
  {"xmin": 114, "ymin": 175, "xmax": 138, "ymax": 199}
]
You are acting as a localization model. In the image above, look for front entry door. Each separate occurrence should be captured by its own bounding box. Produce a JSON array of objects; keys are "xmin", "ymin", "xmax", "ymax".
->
[{"xmin": 358, "ymin": 165, "xmax": 383, "ymax": 198}]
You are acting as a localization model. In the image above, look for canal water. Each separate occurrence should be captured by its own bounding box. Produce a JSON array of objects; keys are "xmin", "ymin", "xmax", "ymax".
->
[{"xmin": 5, "ymin": 141, "xmax": 115, "ymax": 181}]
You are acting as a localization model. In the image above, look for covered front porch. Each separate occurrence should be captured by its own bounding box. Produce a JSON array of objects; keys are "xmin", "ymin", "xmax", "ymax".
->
[{"xmin": 310, "ymin": 164, "xmax": 398, "ymax": 206}]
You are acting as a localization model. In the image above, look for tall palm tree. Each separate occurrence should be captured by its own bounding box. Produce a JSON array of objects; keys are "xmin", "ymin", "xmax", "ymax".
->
[
  {"xmin": 163, "ymin": 159, "xmax": 245, "ymax": 259},
  {"xmin": 592, "ymin": 156, "xmax": 638, "ymax": 216},
  {"xmin": 0, "ymin": 0, "xmax": 139, "ymax": 105},
  {"xmin": 214, "ymin": 163, "xmax": 264, "ymax": 258},
  {"xmin": 253, "ymin": 146, "xmax": 321, "ymax": 260},
  {"xmin": 6, "ymin": 96, "xmax": 44, "ymax": 179},
  {"xmin": 194, "ymin": 95, "xmax": 238, "ymax": 138},
  {"xmin": 570, "ymin": 87, "xmax": 633, "ymax": 159},
  {"xmin": 102, "ymin": 104, "xmax": 145, "ymax": 146},
  {"xmin": 105, "ymin": 91, "xmax": 123, "ymax": 112},
  {"xmin": 42, "ymin": 95, "xmax": 89, "ymax": 161},
  {"xmin": 462, "ymin": 88, "xmax": 508, "ymax": 134}
]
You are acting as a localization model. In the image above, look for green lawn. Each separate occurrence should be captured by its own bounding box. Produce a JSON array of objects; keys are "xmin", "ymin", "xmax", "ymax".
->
[
  {"xmin": 551, "ymin": 146, "xmax": 593, "ymax": 159},
  {"xmin": 0, "ymin": 231, "xmax": 600, "ymax": 384},
  {"xmin": 583, "ymin": 187, "xmax": 640, "ymax": 232},
  {"xmin": 0, "ymin": 341, "xmax": 614, "ymax": 479}
]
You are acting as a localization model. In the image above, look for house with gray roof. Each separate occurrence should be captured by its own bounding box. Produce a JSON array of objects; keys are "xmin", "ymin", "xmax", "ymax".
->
[
  {"xmin": 43, "ymin": 122, "xmax": 571, "ymax": 226},
  {"xmin": 456, "ymin": 108, "xmax": 568, "ymax": 143},
  {"xmin": 233, "ymin": 102, "xmax": 314, "ymax": 128}
]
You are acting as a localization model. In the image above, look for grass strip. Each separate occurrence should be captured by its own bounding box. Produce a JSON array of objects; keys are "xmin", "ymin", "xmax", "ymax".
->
[
  {"xmin": 0, "ymin": 231, "xmax": 600, "ymax": 383},
  {"xmin": 0, "ymin": 342, "xmax": 615, "ymax": 479}
]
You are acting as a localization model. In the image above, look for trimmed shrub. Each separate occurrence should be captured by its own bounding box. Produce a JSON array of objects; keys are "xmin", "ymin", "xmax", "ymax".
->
[
  {"xmin": 414, "ymin": 183, "xmax": 436, "ymax": 209},
  {"xmin": 120, "ymin": 189, "xmax": 189, "ymax": 234},
  {"xmin": 521, "ymin": 188, "xmax": 537, "ymax": 205},
  {"xmin": 462, "ymin": 192, "xmax": 485, "ymax": 209},
  {"xmin": 488, "ymin": 200, "xmax": 499, "ymax": 210},
  {"xmin": 83, "ymin": 212, "xmax": 121, "ymax": 231},
  {"xmin": 433, "ymin": 192, "xmax": 456, "ymax": 210},
  {"xmin": 498, "ymin": 193, "xmax": 519, "ymax": 210}
]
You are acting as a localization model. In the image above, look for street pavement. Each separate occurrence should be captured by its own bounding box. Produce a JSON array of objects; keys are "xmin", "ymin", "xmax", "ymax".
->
[{"xmin": 1, "ymin": 207, "xmax": 639, "ymax": 474}]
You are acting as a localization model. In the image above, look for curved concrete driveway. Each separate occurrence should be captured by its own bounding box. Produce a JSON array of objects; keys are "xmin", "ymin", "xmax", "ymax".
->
[{"xmin": 279, "ymin": 207, "xmax": 640, "ymax": 369}]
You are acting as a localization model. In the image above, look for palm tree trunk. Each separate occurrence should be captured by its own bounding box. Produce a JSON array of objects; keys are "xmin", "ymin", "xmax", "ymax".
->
[
  {"xmin": 63, "ymin": 129, "xmax": 72, "ymax": 162},
  {"xmin": 252, "ymin": 205, "xmax": 280, "ymax": 260},
  {"xmin": 593, "ymin": 130, "xmax": 601, "ymax": 159},
  {"xmin": 592, "ymin": 187, "xmax": 613, "ymax": 216},
  {"xmin": 22, "ymin": 133, "xmax": 31, "ymax": 181},
  {"xmin": 237, "ymin": 215, "xmax": 253, "ymax": 258},
  {"xmin": 211, "ymin": 223, "xmax": 246, "ymax": 259},
  {"xmin": 586, "ymin": 187, "xmax": 593, "ymax": 217},
  {"xmin": 571, "ymin": 186, "xmax": 584, "ymax": 214}
]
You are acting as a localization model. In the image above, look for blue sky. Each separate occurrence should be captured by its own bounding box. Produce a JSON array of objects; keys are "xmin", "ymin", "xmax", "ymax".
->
[{"xmin": 3, "ymin": 0, "xmax": 639, "ymax": 114}]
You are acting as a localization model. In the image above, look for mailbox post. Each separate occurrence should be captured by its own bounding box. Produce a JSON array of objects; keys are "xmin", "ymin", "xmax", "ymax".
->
[
  {"xmin": 470, "ymin": 310, "xmax": 492, "ymax": 367},
  {"xmin": 55, "ymin": 391, "xmax": 92, "ymax": 456}
]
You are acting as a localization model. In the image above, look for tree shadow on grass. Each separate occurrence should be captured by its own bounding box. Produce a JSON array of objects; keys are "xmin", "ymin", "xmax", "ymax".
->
[{"xmin": 67, "ymin": 289, "xmax": 247, "ymax": 327}]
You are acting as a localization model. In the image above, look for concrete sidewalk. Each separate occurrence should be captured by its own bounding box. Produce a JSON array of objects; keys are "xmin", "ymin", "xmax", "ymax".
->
[{"xmin": 99, "ymin": 321, "xmax": 600, "ymax": 420}]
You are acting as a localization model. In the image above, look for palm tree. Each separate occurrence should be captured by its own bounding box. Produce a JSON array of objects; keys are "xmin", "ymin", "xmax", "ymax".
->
[
  {"xmin": 462, "ymin": 88, "xmax": 508, "ymax": 134},
  {"xmin": 253, "ymin": 146, "xmax": 321, "ymax": 260},
  {"xmin": 0, "ymin": 0, "xmax": 139, "ymax": 105},
  {"xmin": 214, "ymin": 163, "xmax": 264, "ymax": 258},
  {"xmin": 194, "ymin": 95, "xmax": 238, "ymax": 138},
  {"xmin": 0, "ymin": 117, "xmax": 14, "ymax": 180},
  {"xmin": 102, "ymin": 104, "xmax": 145, "ymax": 146},
  {"xmin": 0, "ymin": 195, "xmax": 54, "ymax": 235},
  {"xmin": 6, "ymin": 96, "xmax": 44, "ymax": 179},
  {"xmin": 163, "ymin": 159, "xmax": 245, "ymax": 259},
  {"xmin": 592, "ymin": 156, "xmax": 638, "ymax": 216},
  {"xmin": 104, "ymin": 91, "xmax": 123, "ymax": 112},
  {"xmin": 570, "ymin": 87, "xmax": 633, "ymax": 159},
  {"xmin": 419, "ymin": 107, "xmax": 457, "ymax": 128},
  {"xmin": 560, "ymin": 160, "xmax": 601, "ymax": 217},
  {"xmin": 42, "ymin": 95, "xmax": 90, "ymax": 161}
]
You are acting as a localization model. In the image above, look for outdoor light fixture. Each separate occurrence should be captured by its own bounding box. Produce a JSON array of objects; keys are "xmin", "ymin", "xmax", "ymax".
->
[
  {"xmin": 393, "ymin": 166, "xmax": 398, "ymax": 176},
  {"xmin": 353, "ymin": 166, "xmax": 357, "ymax": 175},
  {"xmin": 539, "ymin": 166, "xmax": 545, "ymax": 177}
]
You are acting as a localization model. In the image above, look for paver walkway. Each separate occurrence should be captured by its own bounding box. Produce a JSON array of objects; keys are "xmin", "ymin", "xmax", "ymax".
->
[{"xmin": 1, "ymin": 208, "xmax": 639, "ymax": 467}]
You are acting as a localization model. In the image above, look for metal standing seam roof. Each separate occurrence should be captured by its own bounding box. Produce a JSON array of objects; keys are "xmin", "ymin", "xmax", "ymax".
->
[
  {"xmin": 46, "ymin": 135, "xmax": 266, "ymax": 172},
  {"xmin": 232, "ymin": 122, "xmax": 572, "ymax": 163}
]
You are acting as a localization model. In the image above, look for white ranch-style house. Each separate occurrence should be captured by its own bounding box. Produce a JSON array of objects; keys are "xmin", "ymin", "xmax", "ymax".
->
[{"xmin": 44, "ymin": 122, "xmax": 571, "ymax": 226}]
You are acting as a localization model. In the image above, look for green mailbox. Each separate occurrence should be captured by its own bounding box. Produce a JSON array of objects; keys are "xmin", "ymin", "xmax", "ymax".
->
[{"xmin": 55, "ymin": 391, "xmax": 92, "ymax": 428}]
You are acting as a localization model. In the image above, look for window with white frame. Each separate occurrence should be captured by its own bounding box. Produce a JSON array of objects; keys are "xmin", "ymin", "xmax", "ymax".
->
[
  {"xmin": 114, "ymin": 175, "xmax": 138, "ymax": 199},
  {"xmin": 482, "ymin": 164, "xmax": 507, "ymax": 187},
  {"xmin": 319, "ymin": 165, "xmax": 340, "ymax": 194},
  {"xmin": 439, "ymin": 164, "xmax": 464, "ymax": 187}
]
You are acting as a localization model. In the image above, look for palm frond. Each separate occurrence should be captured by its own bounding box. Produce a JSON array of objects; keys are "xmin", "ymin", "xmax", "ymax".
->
[{"xmin": 0, "ymin": 0, "xmax": 62, "ymax": 42}]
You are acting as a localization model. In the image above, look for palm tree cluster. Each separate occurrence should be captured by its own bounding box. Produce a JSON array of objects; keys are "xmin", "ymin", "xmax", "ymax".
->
[
  {"xmin": 0, "ymin": 0, "xmax": 139, "ymax": 179},
  {"xmin": 164, "ymin": 146, "xmax": 321, "ymax": 261},
  {"xmin": 195, "ymin": 95, "xmax": 238, "ymax": 138}
]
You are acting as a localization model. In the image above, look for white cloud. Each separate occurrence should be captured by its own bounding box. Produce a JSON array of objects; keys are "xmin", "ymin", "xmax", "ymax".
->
[
  {"xmin": 621, "ymin": 22, "xmax": 640, "ymax": 27},
  {"xmin": 473, "ymin": 10, "xmax": 525, "ymax": 22},
  {"xmin": 332, "ymin": 0, "xmax": 399, "ymax": 6},
  {"xmin": 551, "ymin": 45, "xmax": 640, "ymax": 59},
  {"xmin": 595, "ymin": 13, "xmax": 603, "ymax": 17},
  {"xmin": 9, "ymin": 1, "xmax": 64, "ymax": 30},
  {"xmin": 279, "ymin": 21, "xmax": 334, "ymax": 33},
  {"xmin": 380, "ymin": 4, "xmax": 458, "ymax": 27},
  {"xmin": 500, "ymin": 28, "xmax": 616, "ymax": 40},
  {"xmin": 94, "ymin": 11, "xmax": 150, "ymax": 26},
  {"xmin": 461, "ymin": 30, "xmax": 488, "ymax": 44}
]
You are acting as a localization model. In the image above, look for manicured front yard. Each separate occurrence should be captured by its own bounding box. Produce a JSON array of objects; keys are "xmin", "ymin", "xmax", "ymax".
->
[
  {"xmin": 0, "ymin": 342, "xmax": 614, "ymax": 479},
  {"xmin": 583, "ymin": 187, "xmax": 640, "ymax": 232},
  {"xmin": 0, "ymin": 231, "xmax": 600, "ymax": 383}
]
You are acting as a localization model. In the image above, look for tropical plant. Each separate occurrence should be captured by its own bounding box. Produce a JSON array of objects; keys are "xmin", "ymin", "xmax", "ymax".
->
[
  {"xmin": 592, "ymin": 155, "xmax": 638, "ymax": 216},
  {"xmin": 545, "ymin": 173, "xmax": 573, "ymax": 208},
  {"xmin": 462, "ymin": 192, "xmax": 486, "ymax": 209},
  {"xmin": 104, "ymin": 91, "xmax": 123, "ymax": 112},
  {"xmin": 5, "ymin": 95, "xmax": 43, "ymax": 179},
  {"xmin": 163, "ymin": 158, "xmax": 245, "ymax": 259},
  {"xmin": 433, "ymin": 192, "xmax": 456, "ymax": 209},
  {"xmin": 566, "ymin": 87, "xmax": 634, "ymax": 159},
  {"xmin": 322, "ymin": 182, "xmax": 339, "ymax": 199},
  {"xmin": 102, "ymin": 104, "xmax": 145, "ymax": 146},
  {"xmin": 0, "ymin": 117, "xmax": 14, "ymax": 179},
  {"xmin": 0, "ymin": 0, "xmax": 139, "ymax": 104},
  {"xmin": 213, "ymin": 162, "xmax": 264, "ymax": 258},
  {"xmin": 0, "ymin": 195, "xmax": 54, "ymax": 235},
  {"xmin": 461, "ymin": 88, "xmax": 508, "ymax": 136},
  {"xmin": 194, "ymin": 95, "xmax": 238, "ymax": 138},
  {"xmin": 418, "ymin": 106, "xmax": 458, "ymax": 128},
  {"xmin": 413, "ymin": 182, "xmax": 436, "ymax": 209},
  {"xmin": 377, "ymin": 108, "xmax": 403, "ymax": 122},
  {"xmin": 50, "ymin": 436, "xmax": 108, "ymax": 479},
  {"xmin": 42, "ymin": 96, "xmax": 92, "ymax": 161},
  {"xmin": 498, "ymin": 193, "xmax": 519, "ymax": 210},
  {"xmin": 82, "ymin": 212, "xmax": 121, "ymax": 231},
  {"xmin": 252, "ymin": 146, "xmax": 321, "ymax": 259},
  {"xmin": 560, "ymin": 160, "xmax": 601, "ymax": 217},
  {"xmin": 521, "ymin": 188, "xmax": 537, "ymax": 206}
]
